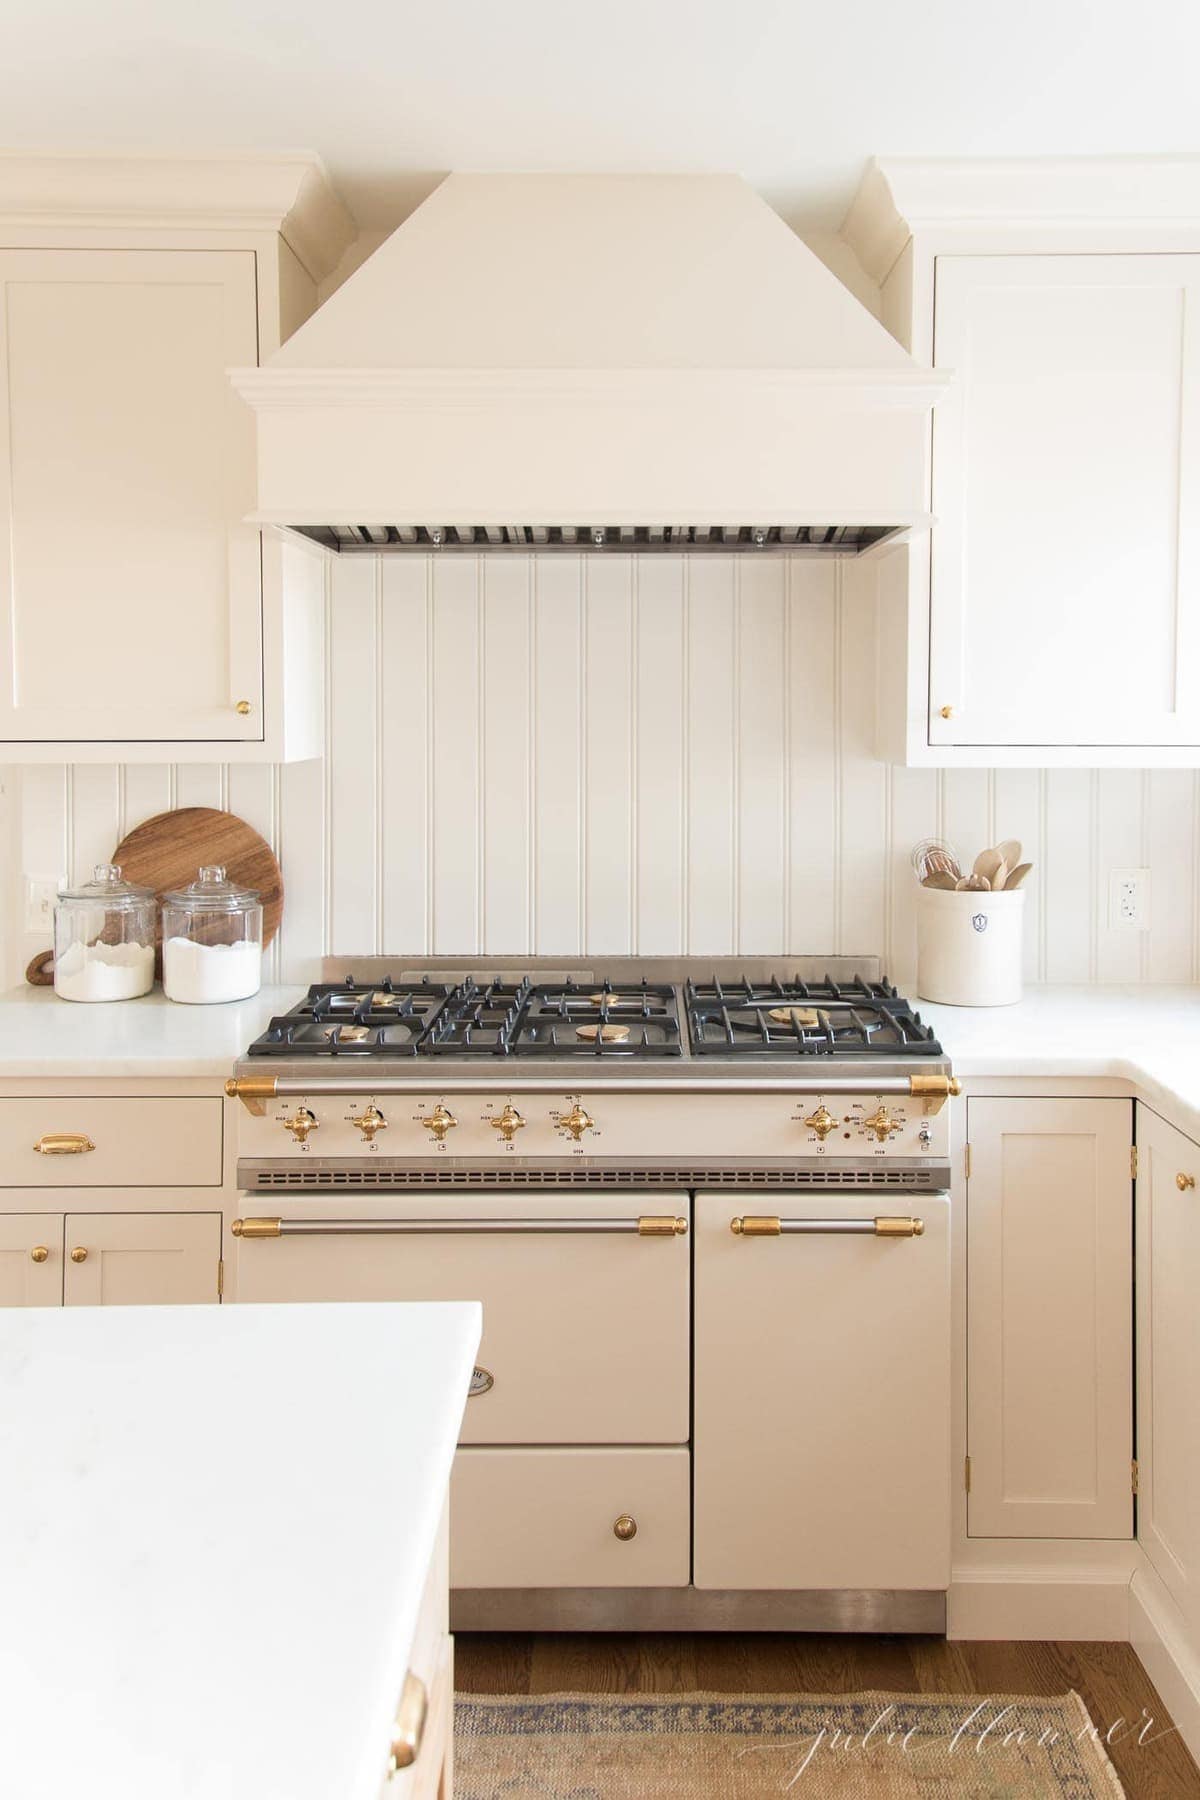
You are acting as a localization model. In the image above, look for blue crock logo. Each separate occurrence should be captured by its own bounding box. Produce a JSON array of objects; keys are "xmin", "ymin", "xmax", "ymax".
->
[{"xmin": 971, "ymin": 912, "xmax": 988, "ymax": 933}]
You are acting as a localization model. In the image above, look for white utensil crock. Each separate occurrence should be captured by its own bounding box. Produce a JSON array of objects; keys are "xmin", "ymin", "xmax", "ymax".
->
[{"xmin": 916, "ymin": 887, "xmax": 1026, "ymax": 1007}]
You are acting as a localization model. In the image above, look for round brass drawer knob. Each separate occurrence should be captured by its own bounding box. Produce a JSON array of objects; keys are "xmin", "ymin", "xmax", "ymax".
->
[
  {"xmin": 613, "ymin": 1514, "xmax": 638, "ymax": 1542},
  {"xmin": 235, "ymin": 699, "xmax": 251, "ymax": 716},
  {"xmin": 1177, "ymin": 1172, "xmax": 1196, "ymax": 1191},
  {"xmin": 939, "ymin": 705, "xmax": 954, "ymax": 720},
  {"xmin": 70, "ymin": 1246, "xmax": 88, "ymax": 1263},
  {"xmin": 30, "ymin": 1246, "xmax": 49, "ymax": 1264}
]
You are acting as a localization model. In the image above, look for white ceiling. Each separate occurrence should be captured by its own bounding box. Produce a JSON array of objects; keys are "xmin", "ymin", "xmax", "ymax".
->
[{"xmin": 6, "ymin": 0, "xmax": 1200, "ymax": 234}]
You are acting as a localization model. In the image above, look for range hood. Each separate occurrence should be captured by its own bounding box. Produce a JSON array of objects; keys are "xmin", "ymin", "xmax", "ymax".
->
[{"xmin": 230, "ymin": 173, "xmax": 947, "ymax": 555}]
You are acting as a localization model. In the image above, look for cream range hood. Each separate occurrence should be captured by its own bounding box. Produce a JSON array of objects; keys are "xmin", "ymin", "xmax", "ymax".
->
[{"xmin": 230, "ymin": 173, "xmax": 947, "ymax": 556}]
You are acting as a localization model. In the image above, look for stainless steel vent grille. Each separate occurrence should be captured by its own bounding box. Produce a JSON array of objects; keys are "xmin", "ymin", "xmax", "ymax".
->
[
  {"xmin": 294, "ymin": 524, "xmax": 898, "ymax": 558},
  {"xmin": 244, "ymin": 1165, "xmax": 940, "ymax": 1191}
]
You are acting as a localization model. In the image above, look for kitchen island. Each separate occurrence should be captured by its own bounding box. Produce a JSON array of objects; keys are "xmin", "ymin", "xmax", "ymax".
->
[{"xmin": 0, "ymin": 1299, "xmax": 480, "ymax": 1800}]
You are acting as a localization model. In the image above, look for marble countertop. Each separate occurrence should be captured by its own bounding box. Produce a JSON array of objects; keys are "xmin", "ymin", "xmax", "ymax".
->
[
  {"xmin": 0, "ymin": 1300, "xmax": 481, "ymax": 1800},
  {"xmin": 0, "ymin": 982, "xmax": 306, "ymax": 1077}
]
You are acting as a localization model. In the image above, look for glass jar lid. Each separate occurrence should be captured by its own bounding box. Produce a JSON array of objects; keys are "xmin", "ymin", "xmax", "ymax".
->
[
  {"xmin": 161, "ymin": 864, "xmax": 261, "ymax": 912},
  {"xmin": 56, "ymin": 864, "xmax": 154, "ymax": 909}
]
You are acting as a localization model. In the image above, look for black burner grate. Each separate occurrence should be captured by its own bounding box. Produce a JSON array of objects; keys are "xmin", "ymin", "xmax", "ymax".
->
[{"xmin": 684, "ymin": 973, "xmax": 942, "ymax": 1057}]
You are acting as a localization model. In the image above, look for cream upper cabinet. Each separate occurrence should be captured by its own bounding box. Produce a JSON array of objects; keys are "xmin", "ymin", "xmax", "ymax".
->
[
  {"xmin": 847, "ymin": 157, "xmax": 1200, "ymax": 767},
  {"xmin": 0, "ymin": 155, "xmax": 354, "ymax": 762},
  {"xmin": 929, "ymin": 254, "xmax": 1200, "ymax": 753},
  {"xmin": 0, "ymin": 248, "xmax": 262, "ymax": 747},
  {"xmin": 966, "ymin": 1097, "xmax": 1133, "ymax": 1538},
  {"xmin": 1135, "ymin": 1106, "xmax": 1200, "ymax": 1622}
]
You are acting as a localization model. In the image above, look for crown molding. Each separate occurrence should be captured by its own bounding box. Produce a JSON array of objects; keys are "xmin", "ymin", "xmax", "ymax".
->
[
  {"xmin": 843, "ymin": 155, "xmax": 1200, "ymax": 283},
  {"xmin": 0, "ymin": 151, "xmax": 357, "ymax": 283}
]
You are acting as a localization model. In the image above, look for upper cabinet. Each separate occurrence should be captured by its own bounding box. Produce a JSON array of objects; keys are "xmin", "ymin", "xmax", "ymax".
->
[
  {"xmin": 846, "ymin": 158, "xmax": 1200, "ymax": 767},
  {"xmin": 0, "ymin": 155, "xmax": 355, "ymax": 762}
]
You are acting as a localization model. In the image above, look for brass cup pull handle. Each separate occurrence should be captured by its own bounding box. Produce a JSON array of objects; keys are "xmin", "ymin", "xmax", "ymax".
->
[
  {"xmin": 33, "ymin": 1133, "xmax": 95, "ymax": 1156},
  {"xmin": 1177, "ymin": 1172, "xmax": 1196, "ymax": 1191},
  {"xmin": 70, "ymin": 1247, "xmax": 88, "ymax": 1263},
  {"xmin": 388, "ymin": 1670, "xmax": 428, "ymax": 1776},
  {"xmin": 30, "ymin": 1246, "xmax": 49, "ymax": 1264},
  {"xmin": 613, "ymin": 1514, "xmax": 638, "ymax": 1542}
]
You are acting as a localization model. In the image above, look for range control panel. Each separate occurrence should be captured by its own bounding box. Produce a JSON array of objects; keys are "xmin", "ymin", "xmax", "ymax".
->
[{"xmin": 233, "ymin": 1089, "xmax": 952, "ymax": 1162}]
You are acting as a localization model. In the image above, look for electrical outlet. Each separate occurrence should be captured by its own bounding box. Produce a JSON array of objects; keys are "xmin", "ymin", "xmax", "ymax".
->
[
  {"xmin": 1108, "ymin": 868, "xmax": 1151, "ymax": 931},
  {"xmin": 24, "ymin": 875, "xmax": 63, "ymax": 935}
]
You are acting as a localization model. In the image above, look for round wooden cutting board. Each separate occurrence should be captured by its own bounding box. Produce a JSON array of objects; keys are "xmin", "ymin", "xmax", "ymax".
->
[{"xmin": 110, "ymin": 808, "xmax": 284, "ymax": 950}]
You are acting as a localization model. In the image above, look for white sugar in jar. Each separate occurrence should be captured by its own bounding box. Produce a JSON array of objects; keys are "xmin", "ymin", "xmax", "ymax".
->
[{"xmin": 160, "ymin": 866, "xmax": 263, "ymax": 1005}]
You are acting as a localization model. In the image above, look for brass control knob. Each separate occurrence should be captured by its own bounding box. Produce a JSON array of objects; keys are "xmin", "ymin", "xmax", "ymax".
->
[
  {"xmin": 803, "ymin": 1105, "xmax": 838, "ymax": 1141},
  {"xmin": 561, "ymin": 1103, "xmax": 595, "ymax": 1142},
  {"xmin": 30, "ymin": 1246, "xmax": 49, "ymax": 1264},
  {"xmin": 70, "ymin": 1247, "xmax": 88, "ymax": 1264},
  {"xmin": 421, "ymin": 1103, "xmax": 458, "ymax": 1142},
  {"xmin": 1177, "ymin": 1171, "xmax": 1196, "ymax": 1192},
  {"xmin": 862, "ymin": 1106, "xmax": 896, "ymax": 1143},
  {"xmin": 351, "ymin": 1104, "xmax": 388, "ymax": 1142},
  {"xmin": 283, "ymin": 1107, "xmax": 319, "ymax": 1144},
  {"xmin": 489, "ymin": 1103, "xmax": 526, "ymax": 1143},
  {"xmin": 613, "ymin": 1514, "xmax": 638, "ymax": 1541}
]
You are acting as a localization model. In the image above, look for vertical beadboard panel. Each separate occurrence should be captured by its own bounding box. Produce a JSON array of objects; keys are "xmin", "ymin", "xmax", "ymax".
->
[
  {"xmin": 941, "ymin": 770, "xmax": 992, "ymax": 875},
  {"xmin": 481, "ymin": 557, "xmax": 532, "ymax": 953},
  {"xmin": 634, "ymin": 558, "xmax": 685, "ymax": 954},
  {"xmin": 1043, "ymin": 771, "xmax": 1095, "ymax": 981},
  {"xmin": 1146, "ymin": 770, "xmax": 1196, "ymax": 982},
  {"xmin": 583, "ymin": 557, "xmax": 635, "ymax": 954},
  {"xmin": 992, "ymin": 769, "xmax": 1046, "ymax": 982},
  {"xmin": 837, "ymin": 559, "xmax": 887, "ymax": 955},
  {"xmin": 686, "ymin": 559, "xmax": 736, "ymax": 954},
  {"xmin": 787, "ymin": 562, "xmax": 838, "ymax": 955},
  {"xmin": 277, "ymin": 753, "xmax": 324, "ymax": 980},
  {"xmin": 225, "ymin": 763, "xmax": 279, "ymax": 977},
  {"xmin": 1095, "ymin": 769, "xmax": 1145, "ymax": 982},
  {"xmin": 326, "ymin": 556, "xmax": 379, "ymax": 955},
  {"xmin": 430, "ymin": 557, "xmax": 481, "ymax": 954},
  {"xmin": 737, "ymin": 558, "xmax": 787, "ymax": 951},
  {"xmin": 69, "ymin": 766, "xmax": 120, "ymax": 882},
  {"xmin": 173, "ymin": 766, "xmax": 224, "ymax": 810},
  {"xmin": 889, "ymin": 766, "xmax": 940, "ymax": 982},
  {"xmin": 379, "ymin": 558, "xmax": 431, "ymax": 956},
  {"xmin": 531, "ymin": 556, "xmax": 584, "ymax": 953},
  {"xmin": 120, "ymin": 766, "xmax": 172, "ymax": 837}
]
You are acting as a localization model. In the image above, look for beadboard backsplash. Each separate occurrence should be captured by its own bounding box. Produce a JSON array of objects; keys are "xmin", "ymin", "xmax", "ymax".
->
[{"xmin": 7, "ymin": 551, "xmax": 1200, "ymax": 988}]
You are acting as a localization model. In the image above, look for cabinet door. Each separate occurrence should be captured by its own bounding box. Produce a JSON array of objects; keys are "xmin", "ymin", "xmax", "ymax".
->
[
  {"xmin": 0, "ymin": 249, "xmax": 262, "ymax": 745},
  {"xmin": 62, "ymin": 1213, "xmax": 221, "ymax": 1305},
  {"xmin": 693, "ymin": 1191, "xmax": 951, "ymax": 1591},
  {"xmin": 967, "ymin": 1098, "xmax": 1133, "ymax": 1537},
  {"xmin": 1135, "ymin": 1107, "xmax": 1200, "ymax": 1615},
  {"xmin": 0, "ymin": 1213, "xmax": 63, "ymax": 1305},
  {"xmin": 930, "ymin": 254, "xmax": 1200, "ymax": 750}
]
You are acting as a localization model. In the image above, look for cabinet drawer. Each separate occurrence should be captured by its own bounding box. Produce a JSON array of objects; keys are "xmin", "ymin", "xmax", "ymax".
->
[
  {"xmin": 0, "ymin": 1099, "xmax": 221, "ymax": 1187},
  {"xmin": 451, "ymin": 1447, "xmax": 690, "ymax": 1589},
  {"xmin": 380, "ymin": 1509, "xmax": 450, "ymax": 1798}
]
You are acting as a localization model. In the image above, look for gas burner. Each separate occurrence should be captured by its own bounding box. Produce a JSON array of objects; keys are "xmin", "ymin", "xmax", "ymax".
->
[
  {"xmin": 247, "ymin": 978, "xmax": 457, "ymax": 1057},
  {"xmin": 420, "ymin": 977, "xmax": 684, "ymax": 1057},
  {"xmin": 685, "ymin": 974, "xmax": 941, "ymax": 1058},
  {"xmin": 576, "ymin": 1022, "xmax": 630, "ymax": 1044}
]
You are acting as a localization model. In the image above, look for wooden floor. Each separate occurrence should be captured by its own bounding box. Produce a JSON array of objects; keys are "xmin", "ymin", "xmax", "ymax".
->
[{"xmin": 457, "ymin": 1632, "xmax": 1200, "ymax": 1799}]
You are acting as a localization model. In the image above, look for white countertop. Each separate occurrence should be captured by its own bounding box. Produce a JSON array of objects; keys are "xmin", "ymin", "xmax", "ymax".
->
[
  {"xmin": 0, "ymin": 982, "xmax": 305, "ymax": 1077},
  {"xmin": 0, "ymin": 1301, "xmax": 480, "ymax": 1800}
]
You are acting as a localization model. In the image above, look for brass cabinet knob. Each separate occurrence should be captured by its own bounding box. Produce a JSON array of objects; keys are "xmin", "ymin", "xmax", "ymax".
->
[
  {"xmin": 939, "ymin": 704, "xmax": 954, "ymax": 720},
  {"xmin": 613, "ymin": 1514, "xmax": 638, "ymax": 1541},
  {"xmin": 862, "ymin": 1106, "xmax": 896, "ymax": 1143},
  {"xmin": 1177, "ymin": 1172, "xmax": 1196, "ymax": 1191},
  {"xmin": 803, "ymin": 1105, "xmax": 838, "ymax": 1141},
  {"xmin": 283, "ymin": 1108, "xmax": 319, "ymax": 1144},
  {"xmin": 351, "ymin": 1105, "xmax": 388, "ymax": 1142},
  {"xmin": 421, "ymin": 1103, "xmax": 457, "ymax": 1142},
  {"xmin": 70, "ymin": 1247, "xmax": 88, "ymax": 1263},
  {"xmin": 30, "ymin": 1246, "xmax": 49, "ymax": 1264},
  {"xmin": 235, "ymin": 699, "xmax": 251, "ymax": 716},
  {"xmin": 489, "ymin": 1103, "xmax": 526, "ymax": 1142},
  {"xmin": 561, "ymin": 1103, "xmax": 595, "ymax": 1142}
]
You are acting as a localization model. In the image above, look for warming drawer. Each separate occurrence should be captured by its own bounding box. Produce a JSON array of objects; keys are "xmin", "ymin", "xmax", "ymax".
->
[{"xmin": 232, "ymin": 1190, "xmax": 690, "ymax": 1445}]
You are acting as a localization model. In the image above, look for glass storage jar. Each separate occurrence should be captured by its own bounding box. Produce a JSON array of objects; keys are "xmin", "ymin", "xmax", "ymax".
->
[
  {"xmin": 53, "ymin": 865, "xmax": 156, "ymax": 1003},
  {"xmin": 161, "ymin": 865, "xmax": 263, "ymax": 1005}
]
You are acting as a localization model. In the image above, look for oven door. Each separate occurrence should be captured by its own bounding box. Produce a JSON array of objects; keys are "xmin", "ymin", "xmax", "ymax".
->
[
  {"xmin": 693, "ymin": 1188, "xmax": 951, "ymax": 1592},
  {"xmin": 232, "ymin": 1189, "xmax": 690, "ymax": 1445}
]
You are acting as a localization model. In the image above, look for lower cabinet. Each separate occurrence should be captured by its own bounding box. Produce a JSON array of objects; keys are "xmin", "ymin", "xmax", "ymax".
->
[
  {"xmin": 1135, "ymin": 1106, "xmax": 1200, "ymax": 1623},
  {"xmin": 0, "ymin": 1210, "xmax": 221, "ymax": 1306},
  {"xmin": 966, "ymin": 1098, "xmax": 1133, "ymax": 1538}
]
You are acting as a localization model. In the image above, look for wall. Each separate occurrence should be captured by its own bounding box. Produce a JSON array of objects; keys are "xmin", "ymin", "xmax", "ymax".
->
[{"xmin": 8, "ymin": 548, "xmax": 1198, "ymax": 990}]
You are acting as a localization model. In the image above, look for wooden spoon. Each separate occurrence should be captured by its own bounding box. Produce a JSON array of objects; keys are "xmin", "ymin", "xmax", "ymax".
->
[
  {"xmin": 995, "ymin": 838, "xmax": 1022, "ymax": 870},
  {"xmin": 990, "ymin": 859, "xmax": 1009, "ymax": 891},
  {"xmin": 957, "ymin": 874, "xmax": 991, "ymax": 891},
  {"xmin": 922, "ymin": 871, "xmax": 960, "ymax": 891},
  {"xmin": 1004, "ymin": 862, "xmax": 1033, "ymax": 890},
  {"xmin": 972, "ymin": 847, "xmax": 1006, "ymax": 888}
]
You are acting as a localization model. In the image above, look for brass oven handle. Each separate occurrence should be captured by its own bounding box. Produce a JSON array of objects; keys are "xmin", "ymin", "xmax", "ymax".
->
[
  {"xmin": 33, "ymin": 1133, "xmax": 95, "ymax": 1156},
  {"xmin": 233, "ymin": 1215, "xmax": 688, "ymax": 1239},
  {"xmin": 731, "ymin": 1215, "xmax": 924, "ymax": 1238},
  {"xmin": 225, "ymin": 1073, "xmax": 960, "ymax": 1102},
  {"xmin": 387, "ymin": 1670, "xmax": 428, "ymax": 1776}
]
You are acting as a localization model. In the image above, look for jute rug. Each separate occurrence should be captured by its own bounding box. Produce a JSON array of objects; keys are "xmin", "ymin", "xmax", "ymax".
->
[{"xmin": 455, "ymin": 1690, "xmax": 1126, "ymax": 1797}]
